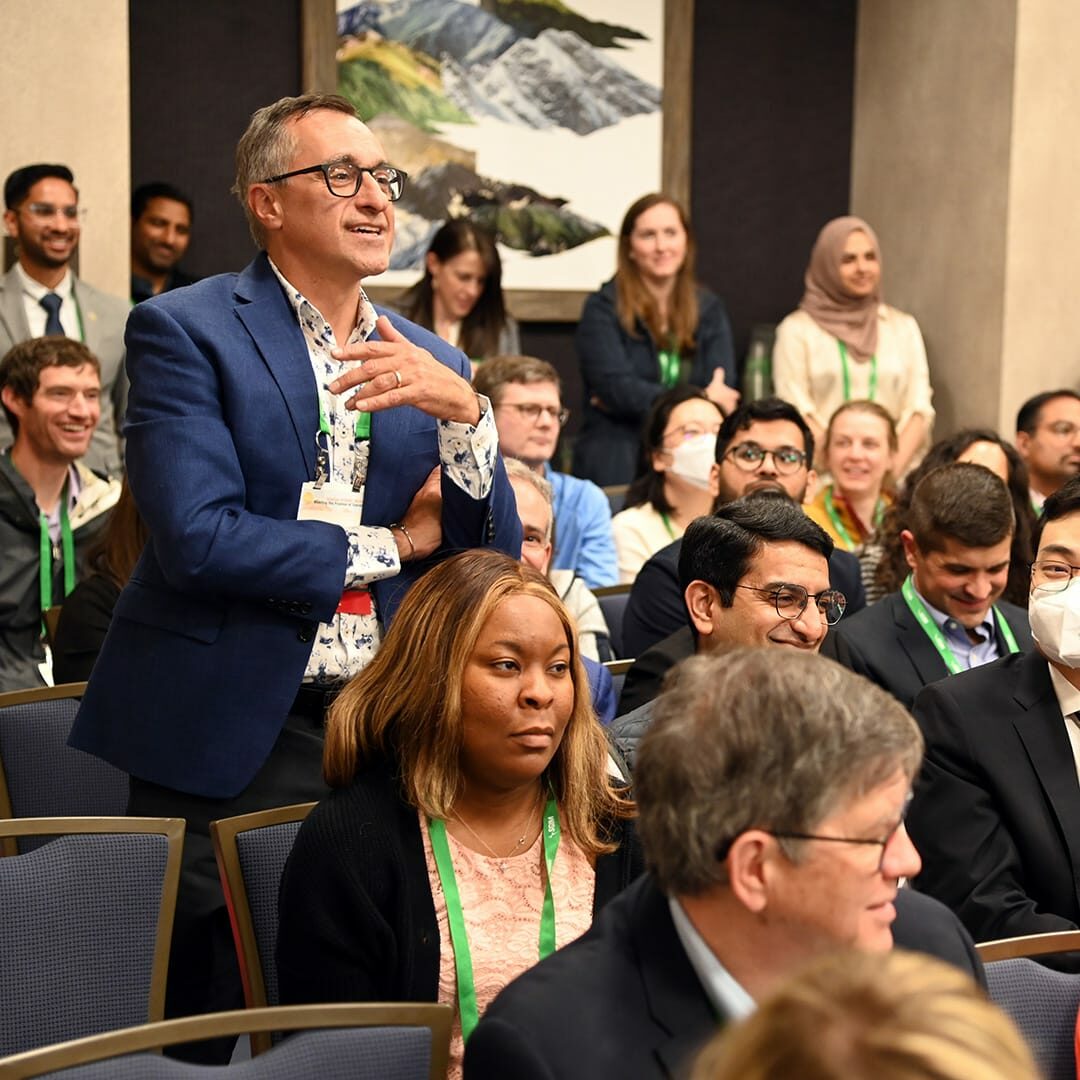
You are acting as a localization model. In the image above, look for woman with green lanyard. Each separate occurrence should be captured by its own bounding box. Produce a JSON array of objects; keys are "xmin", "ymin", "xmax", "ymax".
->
[
  {"xmin": 773, "ymin": 216, "xmax": 934, "ymax": 478},
  {"xmin": 611, "ymin": 386, "xmax": 723, "ymax": 583},
  {"xmin": 805, "ymin": 400, "xmax": 897, "ymax": 553},
  {"xmin": 277, "ymin": 550, "xmax": 640, "ymax": 1078}
]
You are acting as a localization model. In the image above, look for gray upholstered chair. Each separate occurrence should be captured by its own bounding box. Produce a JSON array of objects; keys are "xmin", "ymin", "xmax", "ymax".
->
[
  {"xmin": 0, "ymin": 816, "xmax": 183, "ymax": 1058},
  {"xmin": 211, "ymin": 803, "xmax": 316, "ymax": 1054},
  {"xmin": 593, "ymin": 584, "xmax": 632, "ymax": 658},
  {"xmin": 0, "ymin": 683, "xmax": 128, "ymax": 855},
  {"xmin": 0, "ymin": 1003, "xmax": 452, "ymax": 1079},
  {"xmin": 602, "ymin": 658, "xmax": 634, "ymax": 709}
]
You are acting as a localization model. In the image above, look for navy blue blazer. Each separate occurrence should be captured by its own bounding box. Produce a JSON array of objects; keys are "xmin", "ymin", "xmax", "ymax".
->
[{"xmin": 70, "ymin": 254, "xmax": 520, "ymax": 798}]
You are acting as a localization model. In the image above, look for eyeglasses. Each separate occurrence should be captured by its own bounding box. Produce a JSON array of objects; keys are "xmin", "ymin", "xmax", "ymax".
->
[
  {"xmin": 501, "ymin": 403, "xmax": 570, "ymax": 427},
  {"xmin": 21, "ymin": 203, "xmax": 85, "ymax": 222},
  {"xmin": 661, "ymin": 422, "xmax": 721, "ymax": 447},
  {"xmin": 768, "ymin": 795, "xmax": 913, "ymax": 873},
  {"xmin": 260, "ymin": 161, "xmax": 408, "ymax": 202},
  {"xmin": 736, "ymin": 583, "xmax": 846, "ymax": 625},
  {"xmin": 724, "ymin": 442, "xmax": 807, "ymax": 475},
  {"xmin": 1031, "ymin": 559, "xmax": 1080, "ymax": 593}
]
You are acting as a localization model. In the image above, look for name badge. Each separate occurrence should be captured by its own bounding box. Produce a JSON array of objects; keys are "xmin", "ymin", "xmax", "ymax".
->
[{"xmin": 297, "ymin": 481, "xmax": 363, "ymax": 529}]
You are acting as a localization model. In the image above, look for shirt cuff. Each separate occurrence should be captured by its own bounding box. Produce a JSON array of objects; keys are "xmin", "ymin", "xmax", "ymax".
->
[
  {"xmin": 437, "ymin": 393, "xmax": 497, "ymax": 500},
  {"xmin": 343, "ymin": 525, "xmax": 401, "ymax": 589}
]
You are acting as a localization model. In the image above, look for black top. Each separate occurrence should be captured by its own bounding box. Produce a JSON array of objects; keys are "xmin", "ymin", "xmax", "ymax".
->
[{"xmin": 52, "ymin": 572, "xmax": 120, "ymax": 684}]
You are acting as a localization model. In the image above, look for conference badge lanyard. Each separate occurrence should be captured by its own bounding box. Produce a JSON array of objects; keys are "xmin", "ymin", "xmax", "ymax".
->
[
  {"xmin": 823, "ymin": 486, "xmax": 883, "ymax": 552},
  {"xmin": 900, "ymin": 575, "xmax": 1020, "ymax": 675},
  {"xmin": 39, "ymin": 493, "xmax": 75, "ymax": 622},
  {"xmin": 837, "ymin": 340, "xmax": 878, "ymax": 402},
  {"xmin": 427, "ymin": 793, "xmax": 561, "ymax": 1042},
  {"xmin": 296, "ymin": 398, "xmax": 371, "ymax": 529},
  {"xmin": 657, "ymin": 344, "xmax": 681, "ymax": 389}
]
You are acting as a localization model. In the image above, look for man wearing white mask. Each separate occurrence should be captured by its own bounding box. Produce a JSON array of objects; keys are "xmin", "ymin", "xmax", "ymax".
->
[{"xmin": 909, "ymin": 474, "xmax": 1080, "ymax": 960}]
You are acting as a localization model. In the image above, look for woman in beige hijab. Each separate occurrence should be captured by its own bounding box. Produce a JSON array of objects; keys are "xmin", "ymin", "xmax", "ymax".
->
[{"xmin": 773, "ymin": 216, "xmax": 934, "ymax": 476}]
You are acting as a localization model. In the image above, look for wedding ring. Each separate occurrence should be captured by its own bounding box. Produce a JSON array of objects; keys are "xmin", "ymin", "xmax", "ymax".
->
[{"xmin": 394, "ymin": 370, "xmax": 403, "ymax": 388}]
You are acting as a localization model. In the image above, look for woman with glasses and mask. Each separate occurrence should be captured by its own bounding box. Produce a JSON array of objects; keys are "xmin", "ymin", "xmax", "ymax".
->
[
  {"xmin": 399, "ymin": 219, "xmax": 519, "ymax": 371},
  {"xmin": 572, "ymin": 193, "xmax": 739, "ymax": 488},
  {"xmin": 611, "ymin": 386, "xmax": 723, "ymax": 583},
  {"xmin": 773, "ymin": 216, "xmax": 934, "ymax": 478}
]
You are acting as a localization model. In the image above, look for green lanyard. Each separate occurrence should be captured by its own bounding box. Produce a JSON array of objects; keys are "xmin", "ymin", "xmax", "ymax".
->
[
  {"xmin": 427, "ymin": 794, "xmax": 561, "ymax": 1042},
  {"xmin": 823, "ymin": 486, "xmax": 883, "ymax": 552},
  {"xmin": 659, "ymin": 512, "xmax": 676, "ymax": 541},
  {"xmin": 657, "ymin": 347, "xmax": 681, "ymax": 388},
  {"xmin": 837, "ymin": 341, "xmax": 878, "ymax": 402},
  {"xmin": 900, "ymin": 575, "xmax": 1020, "ymax": 675},
  {"xmin": 318, "ymin": 401, "xmax": 370, "ymax": 441},
  {"xmin": 39, "ymin": 494, "xmax": 75, "ymax": 617}
]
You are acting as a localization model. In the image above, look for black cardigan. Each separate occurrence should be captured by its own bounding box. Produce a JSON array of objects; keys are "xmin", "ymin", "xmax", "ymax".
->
[{"xmin": 276, "ymin": 758, "xmax": 643, "ymax": 1006}]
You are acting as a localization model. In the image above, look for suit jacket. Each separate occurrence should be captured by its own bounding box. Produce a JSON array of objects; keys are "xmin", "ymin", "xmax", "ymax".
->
[
  {"xmin": 0, "ymin": 264, "xmax": 129, "ymax": 477},
  {"xmin": 622, "ymin": 535, "xmax": 866, "ymax": 662},
  {"xmin": 69, "ymin": 254, "xmax": 519, "ymax": 799},
  {"xmin": 909, "ymin": 649, "xmax": 1080, "ymax": 963},
  {"xmin": 823, "ymin": 590, "xmax": 1032, "ymax": 711},
  {"xmin": 463, "ymin": 875, "xmax": 984, "ymax": 1080}
]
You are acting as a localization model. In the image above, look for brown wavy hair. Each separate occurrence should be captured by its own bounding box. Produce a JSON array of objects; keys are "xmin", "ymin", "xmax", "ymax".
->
[
  {"xmin": 323, "ymin": 549, "xmax": 633, "ymax": 855},
  {"xmin": 615, "ymin": 193, "xmax": 700, "ymax": 354}
]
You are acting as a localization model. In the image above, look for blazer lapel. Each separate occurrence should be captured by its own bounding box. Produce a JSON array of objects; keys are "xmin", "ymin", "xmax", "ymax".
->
[
  {"xmin": 892, "ymin": 593, "xmax": 950, "ymax": 685},
  {"xmin": 0, "ymin": 266, "xmax": 31, "ymax": 346},
  {"xmin": 233, "ymin": 257, "xmax": 317, "ymax": 477},
  {"xmin": 1011, "ymin": 652, "xmax": 1080, "ymax": 877},
  {"xmin": 71, "ymin": 277, "xmax": 104, "ymax": 354}
]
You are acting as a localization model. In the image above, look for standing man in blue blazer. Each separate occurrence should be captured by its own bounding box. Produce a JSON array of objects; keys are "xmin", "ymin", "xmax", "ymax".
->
[{"xmin": 70, "ymin": 93, "xmax": 520, "ymax": 1054}]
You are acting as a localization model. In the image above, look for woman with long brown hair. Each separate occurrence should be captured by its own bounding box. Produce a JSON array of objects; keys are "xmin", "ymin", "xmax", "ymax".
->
[
  {"xmin": 572, "ymin": 193, "xmax": 738, "ymax": 488},
  {"xmin": 277, "ymin": 549, "xmax": 640, "ymax": 1078}
]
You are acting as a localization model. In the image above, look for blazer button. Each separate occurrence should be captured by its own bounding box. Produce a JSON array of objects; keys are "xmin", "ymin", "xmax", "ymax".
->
[{"xmin": 297, "ymin": 626, "xmax": 315, "ymax": 643}]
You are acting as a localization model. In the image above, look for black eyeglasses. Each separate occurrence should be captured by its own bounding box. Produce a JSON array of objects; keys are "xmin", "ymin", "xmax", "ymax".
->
[
  {"xmin": 736, "ymin": 583, "xmax": 846, "ymax": 625},
  {"xmin": 260, "ymin": 161, "xmax": 408, "ymax": 202},
  {"xmin": 502, "ymin": 403, "xmax": 570, "ymax": 427},
  {"xmin": 724, "ymin": 442, "xmax": 806, "ymax": 475}
]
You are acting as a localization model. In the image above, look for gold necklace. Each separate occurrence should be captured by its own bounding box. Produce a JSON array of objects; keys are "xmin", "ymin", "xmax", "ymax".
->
[{"xmin": 452, "ymin": 787, "xmax": 542, "ymax": 861}]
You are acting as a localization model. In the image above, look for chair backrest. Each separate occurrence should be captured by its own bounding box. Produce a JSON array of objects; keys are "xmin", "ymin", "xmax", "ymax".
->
[
  {"xmin": 0, "ymin": 1002, "xmax": 452, "ymax": 1080},
  {"xmin": 593, "ymin": 584, "xmax": 632, "ymax": 659},
  {"xmin": 985, "ymin": 957, "xmax": 1080, "ymax": 1080},
  {"xmin": 602, "ymin": 658, "xmax": 635, "ymax": 710},
  {"xmin": 602, "ymin": 484, "xmax": 629, "ymax": 515},
  {"xmin": 211, "ymin": 803, "xmax": 316, "ymax": 1051},
  {"xmin": 976, "ymin": 929, "xmax": 1080, "ymax": 962},
  {"xmin": 0, "ymin": 683, "xmax": 128, "ymax": 855},
  {"xmin": 0, "ymin": 816, "xmax": 183, "ymax": 1058}
]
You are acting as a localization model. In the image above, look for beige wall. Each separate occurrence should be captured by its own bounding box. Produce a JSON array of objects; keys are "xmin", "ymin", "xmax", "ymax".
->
[{"xmin": 0, "ymin": 0, "xmax": 130, "ymax": 299}]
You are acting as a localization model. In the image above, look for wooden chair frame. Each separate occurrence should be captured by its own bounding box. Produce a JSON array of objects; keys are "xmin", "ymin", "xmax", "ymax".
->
[
  {"xmin": 976, "ymin": 930, "xmax": 1080, "ymax": 962},
  {"xmin": 592, "ymin": 583, "xmax": 632, "ymax": 598},
  {"xmin": 0, "ymin": 683, "xmax": 90, "ymax": 855},
  {"xmin": 0, "ymin": 816, "xmax": 184, "ymax": 1038},
  {"xmin": 211, "ymin": 802, "xmax": 317, "ymax": 1053},
  {"xmin": 602, "ymin": 659, "xmax": 635, "ymax": 677},
  {"xmin": 0, "ymin": 1002, "xmax": 452, "ymax": 1079}
]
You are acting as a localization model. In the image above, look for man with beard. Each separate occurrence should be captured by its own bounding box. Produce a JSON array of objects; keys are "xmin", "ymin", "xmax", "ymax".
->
[
  {"xmin": 0, "ymin": 164, "xmax": 129, "ymax": 477},
  {"xmin": 130, "ymin": 182, "xmax": 199, "ymax": 302},
  {"xmin": 1016, "ymin": 390, "xmax": 1080, "ymax": 511}
]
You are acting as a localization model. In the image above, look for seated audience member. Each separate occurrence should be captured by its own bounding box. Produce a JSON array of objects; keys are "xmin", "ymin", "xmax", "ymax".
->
[
  {"xmin": 869, "ymin": 428, "xmax": 1035, "ymax": 607},
  {"xmin": 1015, "ymin": 389, "xmax": 1080, "ymax": 511},
  {"xmin": 908, "ymin": 476, "xmax": 1080, "ymax": 954},
  {"xmin": 51, "ymin": 476, "xmax": 146, "ymax": 683},
  {"xmin": 130, "ymin": 182, "xmax": 198, "ymax": 303},
  {"xmin": 824, "ymin": 463, "xmax": 1032, "ymax": 711},
  {"xmin": 572, "ymin": 193, "xmax": 738, "ymax": 488},
  {"xmin": 693, "ymin": 949, "xmax": 1037, "ymax": 1080},
  {"xmin": 398, "ymin": 219, "xmax": 519, "ymax": 363},
  {"xmin": 772, "ymin": 215, "xmax": 934, "ymax": 477},
  {"xmin": 804, "ymin": 400, "xmax": 896, "ymax": 552},
  {"xmin": 473, "ymin": 356, "xmax": 617, "ymax": 588},
  {"xmin": 610, "ymin": 498, "xmax": 842, "ymax": 772},
  {"xmin": 463, "ymin": 648, "xmax": 984, "ymax": 1080},
  {"xmin": 612, "ymin": 386, "xmax": 723, "ymax": 582},
  {"xmin": 277, "ymin": 550, "xmax": 642, "ymax": 1078},
  {"xmin": 620, "ymin": 397, "xmax": 865, "ymax": 692},
  {"xmin": 0, "ymin": 337, "xmax": 119, "ymax": 691}
]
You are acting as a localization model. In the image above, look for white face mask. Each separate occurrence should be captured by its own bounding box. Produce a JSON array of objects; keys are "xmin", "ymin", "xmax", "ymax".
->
[
  {"xmin": 668, "ymin": 433, "xmax": 717, "ymax": 491},
  {"xmin": 1029, "ymin": 578, "xmax": 1080, "ymax": 667}
]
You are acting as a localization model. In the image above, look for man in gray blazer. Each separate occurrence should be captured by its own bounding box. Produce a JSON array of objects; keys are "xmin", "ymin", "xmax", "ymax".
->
[{"xmin": 1, "ymin": 163, "xmax": 130, "ymax": 476}]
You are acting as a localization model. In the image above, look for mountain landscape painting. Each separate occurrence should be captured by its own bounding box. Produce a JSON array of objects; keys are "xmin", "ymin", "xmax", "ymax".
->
[{"xmin": 335, "ymin": 0, "xmax": 664, "ymax": 294}]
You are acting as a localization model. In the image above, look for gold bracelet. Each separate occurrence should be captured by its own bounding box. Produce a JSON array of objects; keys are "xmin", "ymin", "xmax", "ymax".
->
[{"xmin": 390, "ymin": 522, "xmax": 415, "ymax": 560}]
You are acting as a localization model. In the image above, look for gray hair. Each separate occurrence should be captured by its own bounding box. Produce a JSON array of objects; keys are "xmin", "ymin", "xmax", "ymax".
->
[
  {"xmin": 504, "ymin": 457, "xmax": 554, "ymax": 543},
  {"xmin": 232, "ymin": 92, "xmax": 357, "ymax": 247},
  {"xmin": 636, "ymin": 648, "xmax": 923, "ymax": 896}
]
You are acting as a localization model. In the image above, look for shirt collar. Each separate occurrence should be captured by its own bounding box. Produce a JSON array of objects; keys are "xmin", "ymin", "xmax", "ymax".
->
[
  {"xmin": 1048, "ymin": 662, "xmax": 1080, "ymax": 719},
  {"xmin": 911, "ymin": 580, "xmax": 995, "ymax": 642},
  {"xmin": 266, "ymin": 256, "xmax": 377, "ymax": 348},
  {"xmin": 668, "ymin": 896, "xmax": 755, "ymax": 1022},
  {"xmin": 16, "ymin": 262, "xmax": 73, "ymax": 302}
]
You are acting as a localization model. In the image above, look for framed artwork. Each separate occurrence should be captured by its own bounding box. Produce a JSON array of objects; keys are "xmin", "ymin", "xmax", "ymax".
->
[{"xmin": 301, "ymin": 0, "xmax": 693, "ymax": 320}]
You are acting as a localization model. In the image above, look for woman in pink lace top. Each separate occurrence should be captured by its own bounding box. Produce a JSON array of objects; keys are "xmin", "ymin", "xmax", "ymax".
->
[{"xmin": 277, "ymin": 550, "xmax": 642, "ymax": 1077}]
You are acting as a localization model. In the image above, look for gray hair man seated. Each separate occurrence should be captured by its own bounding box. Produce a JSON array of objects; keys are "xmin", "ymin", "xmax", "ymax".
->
[{"xmin": 464, "ymin": 649, "xmax": 983, "ymax": 1080}]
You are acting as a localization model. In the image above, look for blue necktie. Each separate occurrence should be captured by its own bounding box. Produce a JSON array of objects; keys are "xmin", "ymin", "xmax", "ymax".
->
[{"xmin": 40, "ymin": 293, "xmax": 65, "ymax": 336}]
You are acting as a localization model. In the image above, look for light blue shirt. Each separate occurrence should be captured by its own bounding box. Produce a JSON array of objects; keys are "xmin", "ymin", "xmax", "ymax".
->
[
  {"xmin": 913, "ymin": 583, "xmax": 1000, "ymax": 670},
  {"xmin": 545, "ymin": 465, "xmax": 618, "ymax": 588}
]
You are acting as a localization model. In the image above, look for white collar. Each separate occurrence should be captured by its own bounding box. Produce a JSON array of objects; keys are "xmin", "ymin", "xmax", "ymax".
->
[{"xmin": 15, "ymin": 262, "xmax": 73, "ymax": 302}]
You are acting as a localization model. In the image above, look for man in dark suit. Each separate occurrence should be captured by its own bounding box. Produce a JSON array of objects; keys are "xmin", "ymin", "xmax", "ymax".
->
[
  {"xmin": 622, "ymin": 397, "xmax": 865, "ymax": 663},
  {"xmin": 68, "ymin": 93, "xmax": 519, "ymax": 1051},
  {"xmin": 466, "ymin": 649, "xmax": 984, "ymax": 1080},
  {"xmin": 908, "ymin": 476, "xmax": 1080, "ymax": 958},
  {"xmin": 824, "ymin": 462, "xmax": 1031, "ymax": 710}
]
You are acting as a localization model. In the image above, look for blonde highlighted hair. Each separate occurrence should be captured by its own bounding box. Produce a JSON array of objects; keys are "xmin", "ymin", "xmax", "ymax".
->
[{"xmin": 323, "ymin": 549, "xmax": 633, "ymax": 855}]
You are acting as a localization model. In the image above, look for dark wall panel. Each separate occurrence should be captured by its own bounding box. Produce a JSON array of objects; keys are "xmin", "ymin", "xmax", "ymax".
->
[{"xmin": 129, "ymin": 0, "xmax": 301, "ymax": 279}]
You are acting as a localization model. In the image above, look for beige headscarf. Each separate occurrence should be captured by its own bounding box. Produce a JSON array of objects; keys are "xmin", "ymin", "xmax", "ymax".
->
[{"xmin": 798, "ymin": 216, "xmax": 882, "ymax": 362}]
